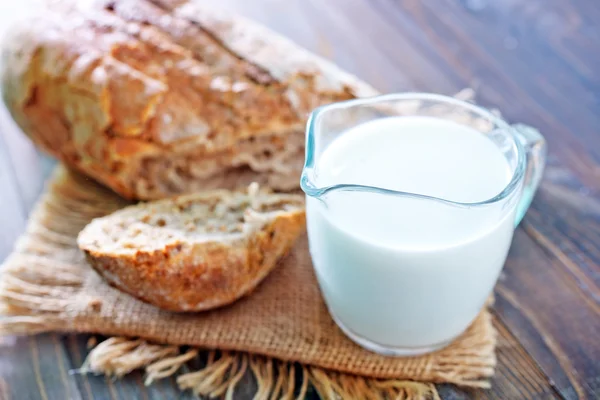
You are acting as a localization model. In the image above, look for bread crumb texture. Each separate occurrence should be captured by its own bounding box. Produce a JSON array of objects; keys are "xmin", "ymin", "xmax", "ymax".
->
[{"xmin": 77, "ymin": 184, "xmax": 306, "ymax": 311}]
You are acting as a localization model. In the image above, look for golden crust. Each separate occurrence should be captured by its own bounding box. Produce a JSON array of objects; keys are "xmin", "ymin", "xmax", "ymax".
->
[
  {"xmin": 1, "ymin": 0, "xmax": 379, "ymax": 200},
  {"xmin": 77, "ymin": 189, "xmax": 306, "ymax": 312}
]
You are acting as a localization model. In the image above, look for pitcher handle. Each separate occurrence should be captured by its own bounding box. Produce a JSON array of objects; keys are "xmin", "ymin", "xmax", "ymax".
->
[{"xmin": 512, "ymin": 124, "xmax": 547, "ymax": 226}]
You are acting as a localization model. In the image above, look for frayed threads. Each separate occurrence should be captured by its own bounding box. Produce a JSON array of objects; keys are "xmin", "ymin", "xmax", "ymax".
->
[{"xmin": 82, "ymin": 338, "xmax": 445, "ymax": 399}]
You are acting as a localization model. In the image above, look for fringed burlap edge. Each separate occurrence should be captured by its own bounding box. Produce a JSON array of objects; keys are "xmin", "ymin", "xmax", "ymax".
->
[
  {"xmin": 0, "ymin": 244, "xmax": 497, "ymax": 396},
  {"xmin": 0, "ymin": 238, "xmax": 495, "ymax": 400},
  {"xmin": 77, "ymin": 337, "xmax": 442, "ymax": 400}
]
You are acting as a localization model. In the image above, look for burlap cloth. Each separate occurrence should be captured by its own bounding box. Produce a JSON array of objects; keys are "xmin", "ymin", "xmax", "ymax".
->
[{"xmin": 0, "ymin": 166, "xmax": 497, "ymax": 399}]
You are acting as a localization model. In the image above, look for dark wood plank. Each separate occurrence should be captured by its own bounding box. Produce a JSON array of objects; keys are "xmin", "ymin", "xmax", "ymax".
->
[
  {"xmin": 0, "ymin": 335, "xmax": 82, "ymax": 400},
  {"xmin": 369, "ymin": 0, "xmax": 600, "ymax": 188},
  {"xmin": 524, "ymin": 169, "xmax": 600, "ymax": 302},
  {"xmin": 436, "ymin": 316, "xmax": 562, "ymax": 400},
  {"xmin": 496, "ymin": 228, "xmax": 600, "ymax": 399},
  {"xmin": 487, "ymin": 315, "xmax": 562, "ymax": 400}
]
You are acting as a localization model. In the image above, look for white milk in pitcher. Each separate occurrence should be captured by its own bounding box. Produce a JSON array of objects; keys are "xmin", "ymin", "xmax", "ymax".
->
[{"xmin": 306, "ymin": 116, "xmax": 518, "ymax": 352}]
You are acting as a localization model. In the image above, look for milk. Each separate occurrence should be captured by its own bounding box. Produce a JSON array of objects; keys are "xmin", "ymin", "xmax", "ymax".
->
[{"xmin": 306, "ymin": 116, "xmax": 518, "ymax": 352}]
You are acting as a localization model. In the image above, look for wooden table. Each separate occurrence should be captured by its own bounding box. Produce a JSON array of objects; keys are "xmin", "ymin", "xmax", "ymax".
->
[{"xmin": 1, "ymin": 0, "xmax": 598, "ymax": 399}]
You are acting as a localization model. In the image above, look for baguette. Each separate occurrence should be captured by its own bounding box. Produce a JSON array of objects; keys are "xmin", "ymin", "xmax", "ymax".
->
[
  {"xmin": 77, "ymin": 184, "xmax": 305, "ymax": 311},
  {"xmin": 1, "ymin": 0, "xmax": 379, "ymax": 200}
]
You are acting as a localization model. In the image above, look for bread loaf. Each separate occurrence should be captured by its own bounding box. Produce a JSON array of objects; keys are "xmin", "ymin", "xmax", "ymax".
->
[
  {"xmin": 77, "ymin": 183, "xmax": 305, "ymax": 311},
  {"xmin": 1, "ymin": 0, "xmax": 378, "ymax": 199}
]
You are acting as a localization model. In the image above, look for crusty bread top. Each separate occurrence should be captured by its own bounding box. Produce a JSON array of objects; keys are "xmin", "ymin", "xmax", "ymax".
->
[
  {"xmin": 78, "ymin": 183, "xmax": 304, "ymax": 256},
  {"xmin": 2, "ymin": 0, "xmax": 378, "ymax": 154},
  {"xmin": 1, "ymin": 0, "xmax": 380, "ymax": 199}
]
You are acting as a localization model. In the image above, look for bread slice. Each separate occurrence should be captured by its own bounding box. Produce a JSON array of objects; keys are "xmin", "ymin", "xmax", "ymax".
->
[{"xmin": 77, "ymin": 184, "xmax": 305, "ymax": 312}]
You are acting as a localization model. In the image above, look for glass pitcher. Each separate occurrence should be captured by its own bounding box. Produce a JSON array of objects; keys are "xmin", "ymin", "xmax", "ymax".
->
[{"xmin": 300, "ymin": 93, "xmax": 546, "ymax": 355}]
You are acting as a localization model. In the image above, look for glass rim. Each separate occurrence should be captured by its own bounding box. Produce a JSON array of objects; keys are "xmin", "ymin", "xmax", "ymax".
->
[{"xmin": 300, "ymin": 92, "xmax": 526, "ymax": 207}]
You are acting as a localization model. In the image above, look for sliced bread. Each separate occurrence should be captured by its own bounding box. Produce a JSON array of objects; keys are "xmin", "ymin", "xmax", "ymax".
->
[{"xmin": 77, "ymin": 184, "xmax": 305, "ymax": 312}]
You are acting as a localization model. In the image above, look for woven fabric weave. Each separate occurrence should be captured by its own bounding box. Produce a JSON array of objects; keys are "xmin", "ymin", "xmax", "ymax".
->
[{"xmin": 0, "ymin": 166, "xmax": 496, "ymax": 397}]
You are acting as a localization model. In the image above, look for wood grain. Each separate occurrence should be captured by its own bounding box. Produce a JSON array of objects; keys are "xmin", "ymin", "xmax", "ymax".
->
[
  {"xmin": 0, "ymin": 335, "xmax": 82, "ymax": 400},
  {"xmin": 437, "ymin": 317, "xmax": 562, "ymax": 400},
  {"xmin": 371, "ymin": 0, "xmax": 600, "ymax": 188},
  {"xmin": 485, "ymin": 318, "xmax": 561, "ymax": 399},
  {"xmin": 1, "ymin": 0, "xmax": 599, "ymax": 399},
  {"xmin": 496, "ymin": 229, "xmax": 600, "ymax": 399}
]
